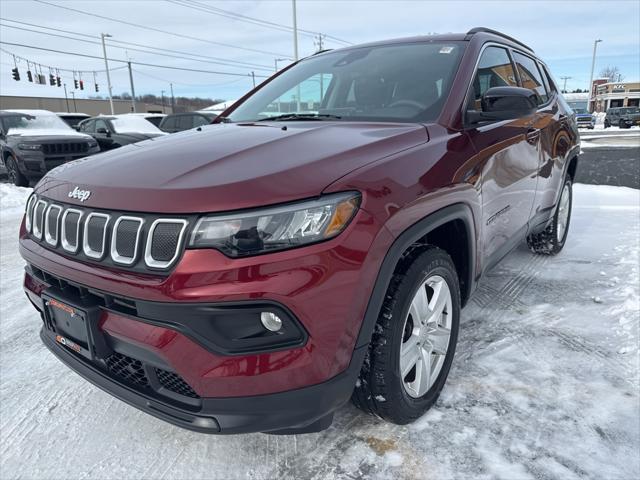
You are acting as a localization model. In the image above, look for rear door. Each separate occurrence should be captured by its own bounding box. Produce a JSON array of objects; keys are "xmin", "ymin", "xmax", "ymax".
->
[{"xmin": 465, "ymin": 45, "xmax": 542, "ymax": 269}]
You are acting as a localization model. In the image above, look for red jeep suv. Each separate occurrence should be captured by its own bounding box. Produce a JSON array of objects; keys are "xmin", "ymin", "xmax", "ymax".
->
[{"xmin": 19, "ymin": 28, "xmax": 579, "ymax": 434}]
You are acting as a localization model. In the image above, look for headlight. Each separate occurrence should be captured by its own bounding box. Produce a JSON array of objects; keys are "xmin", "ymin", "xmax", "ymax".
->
[
  {"xmin": 189, "ymin": 192, "xmax": 361, "ymax": 257},
  {"xmin": 18, "ymin": 143, "xmax": 41, "ymax": 151}
]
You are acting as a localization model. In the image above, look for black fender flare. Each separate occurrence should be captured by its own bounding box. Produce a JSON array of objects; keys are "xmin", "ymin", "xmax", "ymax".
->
[{"xmin": 354, "ymin": 203, "xmax": 476, "ymax": 349}]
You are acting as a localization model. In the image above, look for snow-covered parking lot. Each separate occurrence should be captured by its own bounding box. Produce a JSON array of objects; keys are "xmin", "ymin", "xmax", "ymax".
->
[{"xmin": 1, "ymin": 182, "xmax": 639, "ymax": 480}]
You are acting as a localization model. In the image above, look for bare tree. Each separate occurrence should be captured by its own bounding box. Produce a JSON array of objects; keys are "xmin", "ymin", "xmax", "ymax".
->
[{"xmin": 599, "ymin": 66, "xmax": 624, "ymax": 82}]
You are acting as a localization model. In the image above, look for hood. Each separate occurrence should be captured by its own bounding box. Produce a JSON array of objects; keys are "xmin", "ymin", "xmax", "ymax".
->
[
  {"xmin": 35, "ymin": 122, "xmax": 428, "ymax": 213},
  {"xmin": 7, "ymin": 128, "xmax": 93, "ymax": 140}
]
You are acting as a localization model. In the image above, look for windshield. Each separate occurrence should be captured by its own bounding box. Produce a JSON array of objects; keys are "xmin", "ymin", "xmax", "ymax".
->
[
  {"xmin": 111, "ymin": 115, "xmax": 163, "ymax": 134},
  {"xmin": 4, "ymin": 112, "xmax": 72, "ymax": 132},
  {"xmin": 574, "ymin": 108, "xmax": 588, "ymax": 114},
  {"xmin": 621, "ymin": 107, "xmax": 640, "ymax": 114},
  {"xmin": 228, "ymin": 42, "xmax": 465, "ymax": 123}
]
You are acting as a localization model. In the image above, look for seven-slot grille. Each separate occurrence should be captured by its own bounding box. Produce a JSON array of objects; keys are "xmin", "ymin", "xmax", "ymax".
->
[
  {"xmin": 42, "ymin": 142, "xmax": 90, "ymax": 155},
  {"xmin": 25, "ymin": 194, "xmax": 190, "ymax": 272}
]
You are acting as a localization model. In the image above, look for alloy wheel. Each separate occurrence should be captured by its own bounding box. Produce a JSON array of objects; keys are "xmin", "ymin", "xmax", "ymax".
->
[{"xmin": 399, "ymin": 275, "xmax": 453, "ymax": 398}]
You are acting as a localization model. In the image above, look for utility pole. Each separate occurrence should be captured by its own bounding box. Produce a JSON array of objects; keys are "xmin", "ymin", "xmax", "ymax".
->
[
  {"xmin": 292, "ymin": 0, "xmax": 300, "ymax": 111},
  {"xmin": 251, "ymin": 71, "xmax": 256, "ymax": 88},
  {"xmin": 274, "ymin": 58, "xmax": 288, "ymax": 72},
  {"xmin": 170, "ymin": 83, "xmax": 175, "ymax": 114},
  {"xmin": 100, "ymin": 33, "xmax": 115, "ymax": 115},
  {"xmin": 161, "ymin": 90, "xmax": 166, "ymax": 114},
  {"xmin": 560, "ymin": 76, "xmax": 572, "ymax": 92},
  {"xmin": 587, "ymin": 39, "xmax": 602, "ymax": 113},
  {"xmin": 127, "ymin": 60, "xmax": 136, "ymax": 113},
  {"xmin": 70, "ymin": 91, "xmax": 77, "ymax": 113},
  {"xmin": 63, "ymin": 83, "xmax": 70, "ymax": 112}
]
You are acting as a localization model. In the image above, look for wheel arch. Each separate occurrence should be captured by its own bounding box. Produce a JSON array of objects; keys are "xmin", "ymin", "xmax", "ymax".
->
[{"xmin": 355, "ymin": 203, "xmax": 476, "ymax": 350}]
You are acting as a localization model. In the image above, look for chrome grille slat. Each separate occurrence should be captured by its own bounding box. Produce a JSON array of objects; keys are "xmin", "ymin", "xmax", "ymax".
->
[
  {"xmin": 144, "ymin": 219, "xmax": 188, "ymax": 269},
  {"xmin": 25, "ymin": 194, "xmax": 36, "ymax": 232},
  {"xmin": 110, "ymin": 216, "xmax": 144, "ymax": 265},
  {"xmin": 83, "ymin": 212, "xmax": 111, "ymax": 259},
  {"xmin": 61, "ymin": 209, "xmax": 82, "ymax": 253},
  {"xmin": 32, "ymin": 200, "xmax": 47, "ymax": 239},
  {"xmin": 44, "ymin": 205, "xmax": 62, "ymax": 246}
]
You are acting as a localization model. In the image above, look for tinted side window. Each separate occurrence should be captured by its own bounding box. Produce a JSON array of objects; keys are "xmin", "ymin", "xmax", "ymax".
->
[
  {"xmin": 80, "ymin": 120, "xmax": 95, "ymax": 133},
  {"xmin": 95, "ymin": 119, "xmax": 109, "ymax": 132},
  {"xmin": 468, "ymin": 46, "xmax": 518, "ymax": 111},
  {"xmin": 513, "ymin": 52, "xmax": 548, "ymax": 104},
  {"xmin": 176, "ymin": 115, "xmax": 193, "ymax": 130},
  {"xmin": 161, "ymin": 116, "xmax": 177, "ymax": 130},
  {"xmin": 192, "ymin": 115, "xmax": 210, "ymax": 127}
]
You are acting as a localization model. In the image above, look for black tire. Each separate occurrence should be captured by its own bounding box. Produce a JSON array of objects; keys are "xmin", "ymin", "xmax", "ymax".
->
[
  {"xmin": 351, "ymin": 246, "xmax": 460, "ymax": 424},
  {"xmin": 527, "ymin": 179, "xmax": 573, "ymax": 255},
  {"xmin": 5, "ymin": 155, "xmax": 29, "ymax": 187},
  {"xmin": 619, "ymin": 119, "xmax": 631, "ymax": 129},
  {"xmin": 604, "ymin": 120, "xmax": 610, "ymax": 128}
]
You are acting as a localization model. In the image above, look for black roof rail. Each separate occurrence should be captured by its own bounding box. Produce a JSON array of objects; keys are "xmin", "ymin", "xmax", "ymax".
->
[
  {"xmin": 465, "ymin": 27, "xmax": 534, "ymax": 53},
  {"xmin": 313, "ymin": 49, "xmax": 333, "ymax": 55}
]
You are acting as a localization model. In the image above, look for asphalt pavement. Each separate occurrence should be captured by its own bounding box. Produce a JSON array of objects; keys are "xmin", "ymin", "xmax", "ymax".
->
[{"xmin": 577, "ymin": 133, "xmax": 640, "ymax": 189}]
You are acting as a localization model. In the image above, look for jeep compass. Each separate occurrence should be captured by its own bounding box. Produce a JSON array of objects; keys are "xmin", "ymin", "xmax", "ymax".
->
[{"xmin": 19, "ymin": 28, "xmax": 579, "ymax": 434}]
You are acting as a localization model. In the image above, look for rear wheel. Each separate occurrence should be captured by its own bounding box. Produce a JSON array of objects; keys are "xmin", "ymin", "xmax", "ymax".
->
[
  {"xmin": 6, "ymin": 155, "xmax": 29, "ymax": 187},
  {"xmin": 619, "ymin": 119, "xmax": 630, "ymax": 129},
  {"xmin": 351, "ymin": 246, "xmax": 460, "ymax": 424},
  {"xmin": 527, "ymin": 179, "xmax": 573, "ymax": 255}
]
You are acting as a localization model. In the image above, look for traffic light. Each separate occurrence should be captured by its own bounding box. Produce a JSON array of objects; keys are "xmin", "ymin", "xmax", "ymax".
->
[
  {"xmin": 74, "ymin": 79, "xmax": 78, "ymax": 89},
  {"xmin": 49, "ymin": 74, "xmax": 55, "ymax": 86},
  {"xmin": 27, "ymin": 70, "xmax": 33, "ymax": 82},
  {"xmin": 11, "ymin": 67, "xmax": 20, "ymax": 81},
  {"xmin": 95, "ymin": 83, "xmax": 99, "ymax": 92},
  {"xmin": 79, "ymin": 80, "xmax": 84, "ymax": 90},
  {"xmin": 56, "ymin": 76, "xmax": 61, "ymax": 87}
]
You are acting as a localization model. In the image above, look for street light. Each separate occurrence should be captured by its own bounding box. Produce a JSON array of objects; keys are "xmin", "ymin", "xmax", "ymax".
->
[
  {"xmin": 101, "ymin": 33, "xmax": 114, "ymax": 115},
  {"xmin": 587, "ymin": 39, "xmax": 602, "ymax": 113}
]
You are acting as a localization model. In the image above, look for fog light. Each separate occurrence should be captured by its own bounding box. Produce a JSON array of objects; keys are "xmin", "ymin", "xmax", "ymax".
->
[{"xmin": 260, "ymin": 312, "xmax": 282, "ymax": 332}]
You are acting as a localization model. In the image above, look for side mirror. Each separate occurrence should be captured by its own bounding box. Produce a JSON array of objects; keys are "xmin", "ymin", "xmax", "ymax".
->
[
  {"xmin": 96, "ymin": 127, "xmax": 110, "ymax": 136},
  {"xmin": 467, "ymin": 86, "xmax": 538, "ymax": 124}
]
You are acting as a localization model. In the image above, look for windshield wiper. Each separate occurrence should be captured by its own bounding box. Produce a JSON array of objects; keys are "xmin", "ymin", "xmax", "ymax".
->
[{"xmin": 256, "ymin": 113, "xmax": 342, "ymax": 122}]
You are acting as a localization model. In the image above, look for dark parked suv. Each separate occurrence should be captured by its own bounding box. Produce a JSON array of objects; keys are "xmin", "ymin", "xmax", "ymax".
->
[
  {"xmin": 19, "ymin": 28, "xmax": 579, "ymax": 434},
  {"xmin": 1, "ymin": 110, "xmax": 99, "ymax": 186},
  {"xmin": 604, "ymin": 106, "xmax": 640, "ymax": 128}
]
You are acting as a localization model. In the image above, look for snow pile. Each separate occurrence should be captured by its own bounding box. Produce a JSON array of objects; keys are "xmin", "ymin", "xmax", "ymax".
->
[{"xmin": 0, "ymin": 183, "xmax": 638, "ymax": 479}]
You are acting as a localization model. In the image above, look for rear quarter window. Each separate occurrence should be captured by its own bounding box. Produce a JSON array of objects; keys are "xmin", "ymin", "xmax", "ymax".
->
[{"xmin": 513, "ymin": 51, "xmax": 549, "ymax": 104}]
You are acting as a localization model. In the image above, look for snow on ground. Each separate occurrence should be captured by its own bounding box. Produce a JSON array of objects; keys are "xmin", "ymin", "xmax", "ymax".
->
[{"xmin": 1, "ymin": 183, "xmax": 639, "ymax": 480}]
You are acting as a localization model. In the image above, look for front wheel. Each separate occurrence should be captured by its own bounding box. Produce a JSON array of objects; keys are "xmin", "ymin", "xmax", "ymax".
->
[
  {"xmin": 351, "ymin": 246, "xmax": 460, "ymax": 424},
  {"xmin": 527, "ymin": 179, "xmax": 573, "ymax": 255},
  {"xmin": 6, "ymin": 155, "xmax": 29, "ymax": 187},
  {"xmin": 604, "ymin": 120, "xmax": 610, "ymax": 128}
]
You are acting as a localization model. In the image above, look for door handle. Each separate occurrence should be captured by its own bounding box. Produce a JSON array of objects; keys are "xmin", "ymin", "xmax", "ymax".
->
[{"xmin": 526, "ymin": 128, "xmax": 540, "ymax": 145}]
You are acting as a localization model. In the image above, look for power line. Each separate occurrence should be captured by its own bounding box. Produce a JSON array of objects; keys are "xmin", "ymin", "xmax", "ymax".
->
[
  {"xmin": 0, "ymin": 41, "xmax": 270, "ymax": 78},
  {"xmin": 134, "ymin": 68, "xmax": 249, "ymax": 88},
  {"xmin": 1, "ymin": 18, "xmax": 274, "ymax": 71},
  {"xmin": 167, "ymin": 0, "xmax": 352, "ymax": 46},
  {"xmin": 0, "ymin": 20, "xmax": 274, "ymax": 72},
  {"xmin": 33, "ymin": 0, "xmax": 290, "ymax": 58}
]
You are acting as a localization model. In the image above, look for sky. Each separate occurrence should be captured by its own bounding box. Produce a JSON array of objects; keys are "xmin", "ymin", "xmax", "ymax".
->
[{"xmin": 0, "ymin": 0, "xmax": 639, "ymax": 104}]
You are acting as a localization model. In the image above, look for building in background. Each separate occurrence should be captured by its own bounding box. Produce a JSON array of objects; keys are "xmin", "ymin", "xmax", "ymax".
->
[
  {"xmin": 590, "ymin": 80, "xmax": 640, "ymax": 112},
  {"xmin": 0, "ymin": 96, "xmax": 165, "ymax": 115}
]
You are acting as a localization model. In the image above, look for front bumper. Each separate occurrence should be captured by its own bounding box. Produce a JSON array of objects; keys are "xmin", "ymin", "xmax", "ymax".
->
[
  {"xmin": 41, "ymin": 327, "xmax": 365, "ymax": 434},
  {"xmin": 15, "ymin": 148, "xmax": 99, "ymax": 177}
]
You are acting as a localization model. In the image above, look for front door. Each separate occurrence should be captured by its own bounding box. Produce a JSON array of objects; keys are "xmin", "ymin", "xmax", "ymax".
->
[{"xmin": 464, "ymin": 45, "xmax": 541, "ymax": 269}]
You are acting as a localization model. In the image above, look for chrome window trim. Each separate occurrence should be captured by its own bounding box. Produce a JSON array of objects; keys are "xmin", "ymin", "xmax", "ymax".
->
[
  {"xmin": 144, "ymin": 218, "xmax": 188, "ymax": 269},
  {"xmin": 32, "ymin": 199, "xmax": 47, "ymax": 239},
  {"xmin": 110, "ymin": 216, "xmax": 144, "ymax": 265},
  {"xmin": 83, "ymin": 212, "xmax": 111, "ymax": 259},
  {"xmin": 61, "ymin": 208, "xmax": 83, "ymax": 253},
  {"xmin": 25, "ymin": 194, "xmax": 37, "ymax": 232},
  {"xmin": 44, "ymin": 204, "xmax": 62, "ymax": 246}
]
